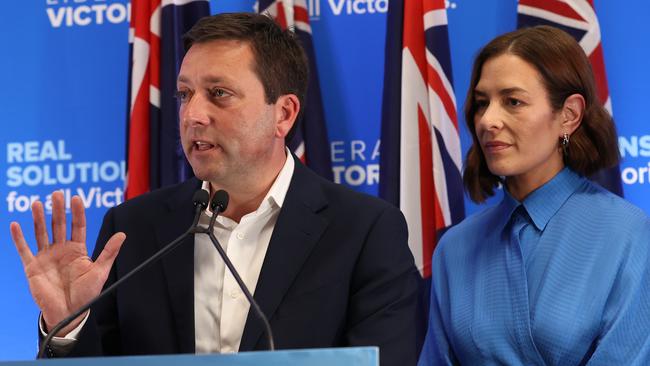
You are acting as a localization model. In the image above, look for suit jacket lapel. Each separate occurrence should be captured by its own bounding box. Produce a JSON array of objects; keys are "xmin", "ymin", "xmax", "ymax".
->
[
  {"xmin": 153, "ymin": 178, "xmax": 202, "ymax": 353},
  {"xmin": 239, "ymin": 159, "xmax": 329, "ymax": 351}
]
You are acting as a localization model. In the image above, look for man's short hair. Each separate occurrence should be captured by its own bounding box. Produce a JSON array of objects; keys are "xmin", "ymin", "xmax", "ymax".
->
[{"xmin": 183, "ymin": 12, "xmax": 309, "ymax": 142}]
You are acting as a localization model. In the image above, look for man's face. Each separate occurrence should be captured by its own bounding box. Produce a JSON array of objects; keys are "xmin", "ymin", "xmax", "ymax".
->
[{"xmin": 177, "ymin": 39, "xmax": 281, "ymax": 187}]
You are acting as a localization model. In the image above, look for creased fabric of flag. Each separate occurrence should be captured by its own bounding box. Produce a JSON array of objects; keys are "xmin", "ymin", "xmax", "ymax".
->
[
  {"xmin": 126, "ymin": 0, "xmax": 209, "ymax": 199},
  {"xmin": 379, "ymin": 0, "xmax": 465, "ymax": 279},
  {"xmin": 258, "ymin": 0, "xmax": 333, "ymax": 181},
  {"xmin": 379, "ymin": 0, "xmax": 465, "ymax": 354},
  {"xmin": 517, "ymin": 0, "xmax": 624, "ymax": 196}
]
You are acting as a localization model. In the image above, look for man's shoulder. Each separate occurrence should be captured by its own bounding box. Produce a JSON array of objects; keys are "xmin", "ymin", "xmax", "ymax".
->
[
  {"xmin": 296, "ymin": 164, "xmax": 400, "ymax": 216},
  {"xmin": 325, "ymin": 179, "xmax": 396, "ymax": 211}
]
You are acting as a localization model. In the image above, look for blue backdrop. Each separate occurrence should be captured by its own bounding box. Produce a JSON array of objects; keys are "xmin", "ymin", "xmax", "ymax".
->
[{"xmin": 1, "ymin": 0, "xmax": 648, "ymax": 360}]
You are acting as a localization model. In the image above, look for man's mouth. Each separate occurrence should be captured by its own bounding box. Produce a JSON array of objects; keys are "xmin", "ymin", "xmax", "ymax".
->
[{"xmin": 194, "ymin": 141, "xmax": 215, "ymax": 151}]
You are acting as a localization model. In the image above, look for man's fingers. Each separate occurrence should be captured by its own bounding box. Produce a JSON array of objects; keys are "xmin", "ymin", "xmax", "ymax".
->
[
  {"xmin": 70, "ymin": 196, "xmax": 86, "ymax": 244},
  {"xmin": 31, "ymin": 200, "xmax": 49, "ymax": 252},
  {"xmin": 10, "ymin": 222, "xmax": 34, "ymax": 267},
  {"xmin": 95, "ymin": 232, "xmax": 126, "ymax": 271},
  {"xmin": 51, "ymin": 191, "xmax": 66, "ymax": 244}
]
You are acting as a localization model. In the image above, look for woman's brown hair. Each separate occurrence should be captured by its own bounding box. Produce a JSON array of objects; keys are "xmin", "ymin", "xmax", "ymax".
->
[{"xmin": 463, "ymin": 25, "xmax": 619, "ymax": 203}]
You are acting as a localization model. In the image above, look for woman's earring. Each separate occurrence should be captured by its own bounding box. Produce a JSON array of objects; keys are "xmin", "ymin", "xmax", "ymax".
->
[{"xmin": 561, "ymin": 133, "xmax": 570, "ymax": 156}]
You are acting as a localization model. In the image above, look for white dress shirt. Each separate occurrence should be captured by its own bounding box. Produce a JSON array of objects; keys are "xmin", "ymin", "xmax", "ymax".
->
[
  {"xmin": 194, "ymin": 151, "xmax": 293, "ymax": 353},
  {"xmin": 43, "ymin": 150, "xmax": 294, "ymax": 355}
]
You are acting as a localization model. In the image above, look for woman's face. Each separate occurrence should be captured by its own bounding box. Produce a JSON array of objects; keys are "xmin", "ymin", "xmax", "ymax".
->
[{"xmin": 473, "ymin": 53, "xmax": 565, "ymax": 192}]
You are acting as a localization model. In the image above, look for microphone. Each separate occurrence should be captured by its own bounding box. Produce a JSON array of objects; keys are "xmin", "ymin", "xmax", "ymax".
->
[
  {"xmin": 38, "ymin": 189, "xmax": 210, "ymax": 358},
  {"xmin": 197, "ymin": 190, "xmax": 275, "ymax": 351},
  {"xmin": 207, "ymin": 189, "xmax": 228, "ymax": 232}
]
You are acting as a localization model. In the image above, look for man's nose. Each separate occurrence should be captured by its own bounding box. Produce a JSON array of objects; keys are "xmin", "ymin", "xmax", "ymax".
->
[{"xmin": 180, "ymin": 93, "xmax": 210, "ymax": 126}]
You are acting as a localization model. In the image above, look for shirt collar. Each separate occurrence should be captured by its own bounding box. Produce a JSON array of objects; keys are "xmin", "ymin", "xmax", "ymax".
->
[
  {"xmin": 497, "ymin": 168, "xmax": 583, "ymax": 231},
  {"xmin": 201, "ymin": 147, "xmax": 295, "ymax": 213},
  {"xmin": 495, "ymin": 187, "xmax": 521, "ymax": 232},
  {"xmin": 261, "ymin": 147, "xmax": 294, "ymax": 209},
  {"xmin": 520, "ymin": 168, "xmax": 582, "ymax": 231}
]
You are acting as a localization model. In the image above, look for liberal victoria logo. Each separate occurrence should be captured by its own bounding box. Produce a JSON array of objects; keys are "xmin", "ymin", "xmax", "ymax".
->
[
  {"xmin": 307, "ymin": 0, "xmax": 457, "ymax": 18},
  {"xmin": 308, "ymin": 0, "xmax": 388, "ymax": 17},
  {"xmin": 306, "ymin": 0, "xmax": 458, "ymax": 20},
  {"xmin": 45, "ymin": 0, "xmax": 130, "ymax": 28}
]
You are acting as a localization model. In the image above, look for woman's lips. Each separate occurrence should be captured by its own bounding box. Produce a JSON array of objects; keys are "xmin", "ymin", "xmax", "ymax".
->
[{"xmin": 483, "ymin": 140, "xmax": 511, "ymax": 153}]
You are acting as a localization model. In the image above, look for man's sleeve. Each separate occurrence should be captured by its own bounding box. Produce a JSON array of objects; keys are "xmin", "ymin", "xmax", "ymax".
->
[
  {"xmin": 37, "ymin": 311, "xmax": 89, "ymax": 357},
  {"xmin": 417, "ymin": 242, "xmax": 458, "ymax": 366},
  {"xmin": 345, "ymin": 205, "xmax": 419, "ymax": 366}
]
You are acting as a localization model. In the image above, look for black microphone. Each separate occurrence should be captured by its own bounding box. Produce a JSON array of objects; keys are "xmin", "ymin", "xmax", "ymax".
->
[
  {"xmin": 207, "ymin": 189, "xmax": 228, "ymax": 232},
  {"xmin": 196, "ymin": 190, "xmax": 275, "ymax": 351},
  {"xmin": 38, "ymin": 189, "xmax": 210, "ymax": 358}
]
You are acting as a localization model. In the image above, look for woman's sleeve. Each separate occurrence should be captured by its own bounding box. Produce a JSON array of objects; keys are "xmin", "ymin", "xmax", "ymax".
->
[{"xmin": 586, "ymin": 220, "xmax": 650, "ymax": 365}]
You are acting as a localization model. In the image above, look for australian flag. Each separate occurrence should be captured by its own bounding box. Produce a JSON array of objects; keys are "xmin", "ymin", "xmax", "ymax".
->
[
  {"xmin": 126, "ymin": 0, "xmax": 209, "ymax": 199},
  {"xmin": 258, "ymin": 0, "xmax": 333, "ymax": 180},
  {"xmin": 518, "ymin": 0, "xmax": 624, "ymax": 195},
  {"xmin": 380, "ymin": 0, "xmax": 464, "ymax": 279},
  {"xmin": 379, "ymin": 0, "xmax": 465, "ymax": 353}
]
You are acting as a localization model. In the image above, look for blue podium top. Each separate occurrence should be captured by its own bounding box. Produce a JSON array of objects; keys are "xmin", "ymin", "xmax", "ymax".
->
[{"xmin": 1, "ymin": 347, "xmax": 379, "ymax": 366}]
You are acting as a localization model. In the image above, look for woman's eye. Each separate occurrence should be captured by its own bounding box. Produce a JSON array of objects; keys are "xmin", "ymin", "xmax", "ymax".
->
[
  {"xmin": 475, "ymin": 99, "xmax": 488, "ymax": 110},
  {"xmin": 507, "ymin": 98, "xmax": 522, "ymax": 107}
]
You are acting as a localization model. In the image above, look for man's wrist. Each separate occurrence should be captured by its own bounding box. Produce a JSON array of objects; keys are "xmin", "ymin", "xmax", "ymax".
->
[{"xmin": 39, "ymin": 311, "xmax": 90, "ymax": 340}]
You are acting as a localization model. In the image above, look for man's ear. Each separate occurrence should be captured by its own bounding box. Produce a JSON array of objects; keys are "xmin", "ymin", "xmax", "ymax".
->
[
  {"xmin": 561, "ymin": 93, "xmax": 585, "ymax": 135},
  {"xmin": 274, "ymin": 94, "xmax": 300, "ymax": 138}
]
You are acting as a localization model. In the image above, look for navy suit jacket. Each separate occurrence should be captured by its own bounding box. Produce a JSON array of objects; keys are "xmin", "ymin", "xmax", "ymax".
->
[{"xmin": 64, "ymin": 158, "xmax": 419, "ymax": 365}]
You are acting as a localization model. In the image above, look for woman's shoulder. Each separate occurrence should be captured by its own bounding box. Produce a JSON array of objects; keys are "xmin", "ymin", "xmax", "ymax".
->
[
  {"xmin": 434, "ymin": 204, "xmax": 504, "ymax": 259},
  {"xmin": 553, "ymin": 179, "xmax": 650, "ymax": 252},
  {"xmin": 569, "ymin": 179, "xmax": 650, "ymax": 227}
]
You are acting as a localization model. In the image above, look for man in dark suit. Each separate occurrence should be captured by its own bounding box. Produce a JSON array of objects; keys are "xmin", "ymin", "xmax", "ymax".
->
[{"xmin": 10, "ymin": 13, "xmax": 418, "ymax": 366}]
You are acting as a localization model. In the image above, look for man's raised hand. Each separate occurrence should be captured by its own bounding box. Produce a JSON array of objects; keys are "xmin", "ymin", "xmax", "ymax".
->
[{"xmin": 9, "ymin": 191, "xmax": 125, "ymax": 336}]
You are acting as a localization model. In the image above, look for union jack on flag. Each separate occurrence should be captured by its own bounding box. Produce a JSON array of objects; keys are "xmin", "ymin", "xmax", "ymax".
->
[
  {"xmin": 380, "ymin": 0, "xmax": 465, "ymax": 279},
  {"xmin": 518, "ymin": 0, "xmax": 623, "ymax": 195},
  {"xmin": 126, "ymin": 0, "xmax": 209, "ymax": 199},
  {"xmin": 258, "ymin": 0, "xmax": 333, "ymax": 181}
]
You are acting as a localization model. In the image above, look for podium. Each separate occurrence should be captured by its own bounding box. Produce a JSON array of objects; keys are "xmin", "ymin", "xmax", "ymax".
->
[{"xmin": 1, "ymin": 347, "xmax": 378, "ymax": 366}]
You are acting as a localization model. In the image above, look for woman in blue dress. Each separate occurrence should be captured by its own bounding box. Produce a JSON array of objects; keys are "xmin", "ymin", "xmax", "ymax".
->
[{"xmin": 419, "ymin": 26, "xmax": 650, "ymax": 365}]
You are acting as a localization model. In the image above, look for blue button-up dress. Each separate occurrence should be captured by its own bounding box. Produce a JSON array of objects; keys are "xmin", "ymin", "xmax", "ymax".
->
[{"xmin": 419, "ymin": 168, "xmax": 650, "ymax": 365}]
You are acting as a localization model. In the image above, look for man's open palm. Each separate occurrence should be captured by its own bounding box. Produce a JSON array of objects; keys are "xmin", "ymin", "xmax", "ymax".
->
[{"xmin": 9, "ymin": 191, "xmax": 125, "ymax": 336}]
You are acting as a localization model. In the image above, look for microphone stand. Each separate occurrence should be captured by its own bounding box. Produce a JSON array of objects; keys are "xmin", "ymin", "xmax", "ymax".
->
[{"xmin": 194, "ymin": 191, "xmax": 275, "ymax": 351}]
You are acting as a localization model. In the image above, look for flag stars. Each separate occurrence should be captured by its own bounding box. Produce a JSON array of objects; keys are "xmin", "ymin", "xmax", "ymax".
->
[{"xmin": 445, "ymin": 1, "xmax": 458, "ymax": 9}]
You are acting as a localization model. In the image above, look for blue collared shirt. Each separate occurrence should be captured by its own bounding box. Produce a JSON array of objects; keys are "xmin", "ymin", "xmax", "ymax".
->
[{"xmin": 418, "ymin": 168, "xmax": 650, "ymax": 365}]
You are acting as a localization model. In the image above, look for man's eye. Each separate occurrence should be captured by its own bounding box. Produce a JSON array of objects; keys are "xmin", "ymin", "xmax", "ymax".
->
[
  {"xmin": 209, "ymin": 88, "xmax": 227, "ymax": 98},
  {"xmin": 174, "ymin": 90, "xmax": 190, "ymax": 103}
]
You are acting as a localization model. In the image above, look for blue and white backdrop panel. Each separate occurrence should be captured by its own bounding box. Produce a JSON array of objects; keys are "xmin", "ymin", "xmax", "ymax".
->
[{"xmin": 0, "ymin": 0, "xmax": 647, "ymax": 360}]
